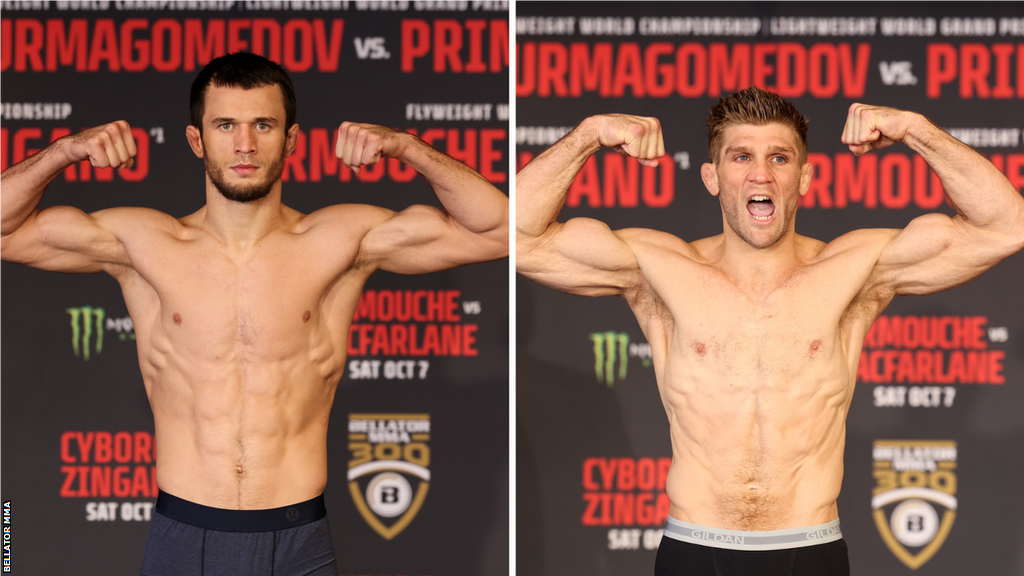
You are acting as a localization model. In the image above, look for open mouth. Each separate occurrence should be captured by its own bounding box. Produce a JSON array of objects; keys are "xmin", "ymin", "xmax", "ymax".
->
[{"xmin": 747, "ymin": 195, "xmax": 775, "ymax": 222}]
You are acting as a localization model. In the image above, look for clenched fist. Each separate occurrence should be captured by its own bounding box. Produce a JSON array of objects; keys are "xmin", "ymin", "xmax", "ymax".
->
[
  {"xmin": 589, "ymin": 114, "xmax": 665, "ymax": 167},
  {"xmin": 63, "ymin": 121, "xmax": 137, "ymax": 170},
  {"xmin": 841, "ymin": 104, "xmax": 917, "ymax": 156},
  {"xmin": 335, "ymin": 122, "xmax": 409, "ymax": 174}
]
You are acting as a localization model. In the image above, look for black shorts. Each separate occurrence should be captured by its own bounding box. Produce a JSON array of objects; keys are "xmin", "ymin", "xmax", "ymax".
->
[
  {"xmin": 140, "ymin": 491, "xmax": 338, "ymax": 576},
  {"xmin": 655, "ymin": 518, "xmax": 850, "ymax": 576},
  {"xmin": 655, "ymin": 536, "xmax": 850, "ymax": 576}
]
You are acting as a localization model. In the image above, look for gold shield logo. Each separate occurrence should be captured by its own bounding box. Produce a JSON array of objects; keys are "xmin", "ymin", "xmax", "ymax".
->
[
  {"xmin": 348, "ymin": 413, "xmax": 431, "ymax": 540},
  {"xmin": 872, "ymin": 440, "xmax": 957, "ymax": 570}
]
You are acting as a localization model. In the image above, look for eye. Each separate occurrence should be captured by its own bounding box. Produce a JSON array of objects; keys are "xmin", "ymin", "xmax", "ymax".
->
[
  {"xmin": 256, "ymin": 123, "xmax": 270, "ymax": 131},
  {"xmin": 735, "ymin": 154, "xmax": 750, "ymax": 162},
  {"xmin": 771, "ymin": 155, "xmax": 786, "ymax": 163},
  {"xmin": 218, "ymin": 123, "xmax": 232, "ymax": 131}
]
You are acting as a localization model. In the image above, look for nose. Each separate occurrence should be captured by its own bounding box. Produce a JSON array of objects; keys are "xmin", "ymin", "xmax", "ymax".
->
[
  {"xmin": 748, "ymin": 158, "xmax": 772, "ymax": 184},
  {"xmin": 234, "ymin": 126, "xmax": 256, "ymax": 156}
]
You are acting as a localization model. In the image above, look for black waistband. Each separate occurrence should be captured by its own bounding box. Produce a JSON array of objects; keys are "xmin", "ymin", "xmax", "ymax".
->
[{"xmin": 155, "ymin": 491, "xmax": 327, "ymax": 532}]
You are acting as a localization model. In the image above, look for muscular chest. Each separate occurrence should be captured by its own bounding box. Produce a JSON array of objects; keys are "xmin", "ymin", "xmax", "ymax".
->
[
  {"xmin": 128, "ymin": 235, "xmax": 360, "ymax": 359},
  {"xmin": 639, "ymin": 262, "xmax": 851, "ymax": 385},
  {"xmin": 677, "ymin": 288, "xmax": 830, "ymax": 374}
]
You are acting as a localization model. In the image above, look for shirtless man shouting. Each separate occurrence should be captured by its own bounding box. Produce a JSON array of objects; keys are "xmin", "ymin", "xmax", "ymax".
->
[
  {"xmin": 1, "ymin": 52, "xmax": 507, "ymax": 576},
  {"xmin": 516, "ymin": 86, "xmax": 1023, "ymax": 575}
]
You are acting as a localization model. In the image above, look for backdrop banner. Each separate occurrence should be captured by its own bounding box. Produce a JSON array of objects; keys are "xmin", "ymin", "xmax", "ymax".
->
[
  {"xmin": 516, "ymin": 3, "xmax": 1024, "ymax": 575},
  {"xmin": 1, "ymin": 2, "xmax": 509, "ymax": 575}
]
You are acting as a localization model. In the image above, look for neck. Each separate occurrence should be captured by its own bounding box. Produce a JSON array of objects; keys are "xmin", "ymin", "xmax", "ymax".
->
[
  {"xmin": 202, "ymin": 179, "xmax": 286, "ymax": 246},
  {"xmin": 716, "ymin": 227, "xmax": 804, "ymax": 293}
]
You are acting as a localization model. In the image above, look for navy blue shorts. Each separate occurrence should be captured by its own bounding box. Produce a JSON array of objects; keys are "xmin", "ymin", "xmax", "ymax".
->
[{"xmin": 140, "ymin": 492, "xmax": 338, "ymax": 576}]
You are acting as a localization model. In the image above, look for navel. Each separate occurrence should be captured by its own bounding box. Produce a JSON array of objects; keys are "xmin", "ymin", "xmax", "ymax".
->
[
  {"xmin": 173, "ymin": 313, "xmax": 182, "ymax": 325},
  {"xmin": 302, "ymin": 310, "xmax": 311, "ymax": 323}
]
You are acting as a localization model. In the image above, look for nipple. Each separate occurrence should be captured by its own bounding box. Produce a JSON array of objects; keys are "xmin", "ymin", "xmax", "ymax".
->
[
  {"xmin": 303, "ymin": 310, "xmax": 311, "ymax": 323},
  {"xmin": 809, "ymin": 340, "xmax": 821, "ymax": 355},
  {"xmin": 695, "ymin": 342, "xmax": 706, "ymax": 356},
  {"xmin": 173, "ymin": 313, "xmax": 182, "ymax": 325},
  {"xmin": 235, "ymin": 465, "xmax": 244, "ymax": 475}
]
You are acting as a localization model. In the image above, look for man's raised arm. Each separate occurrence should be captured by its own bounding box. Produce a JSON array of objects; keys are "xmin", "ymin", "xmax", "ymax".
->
[
  {"xmin": 516, "ymin": 114, "xmax": 665, "ymax": 297},
  {"xmin": 843, "ymin": 105, "xmax": 1024, "ymax": 296},
  {"xmin": 335, "ymin": 122, "xmax": 508, "ymax": 274},
  {"xmin": 0, "ymin": 122, "xmax": 138, "ymax": 273}
]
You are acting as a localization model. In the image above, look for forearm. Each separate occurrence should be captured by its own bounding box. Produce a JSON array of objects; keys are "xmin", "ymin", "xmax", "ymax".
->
[
  {"xmin": 904, "ymin": 115, "xmax": 1024, "ymax": 232},
  {"xmin": 0, "ymin": 138, "xmax": 73, "ymax": 237},
  {"xmin": 397, "ymin": 134, "xmax": 508, "ymax": 236},
  {"xmin": 516, "ymin": 119, "xmax": 602, "ymax": 240}
]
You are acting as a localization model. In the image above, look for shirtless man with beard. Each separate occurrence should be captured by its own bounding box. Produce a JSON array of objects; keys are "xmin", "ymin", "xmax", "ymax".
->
[
  {"xmin": 516, "ymin": 86, "xmax": 1024, "ymax": 575},
  {"xmin": 1, "ymin": 52, "xmax": 508, "ymax": 576}
]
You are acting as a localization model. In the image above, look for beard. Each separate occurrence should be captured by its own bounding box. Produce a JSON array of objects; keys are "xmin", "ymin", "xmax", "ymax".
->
[
  {"xmin": 721, "ymin": 193, "xmax": 798, "ymax": 250},
  {"xmin": 205, "ymin": 151, "xmax": 286, "ymax": 204}
]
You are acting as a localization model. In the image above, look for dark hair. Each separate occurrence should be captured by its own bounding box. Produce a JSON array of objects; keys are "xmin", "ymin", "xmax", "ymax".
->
[
  {"xmin": 189, "ymin": 52, "xmax": 296, "ymax": 132},
  {"xmin": 707, "ymin": 86, "xmax": 808, "ymax": 163}
]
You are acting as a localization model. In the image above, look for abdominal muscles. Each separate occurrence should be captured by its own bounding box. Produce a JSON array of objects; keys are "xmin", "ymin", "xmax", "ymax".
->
[
  {"xmin": 660, "ymin": 336, "xmax": 852, "ymax": 530},
  {"xmin": 143, "ymin": 310, "xmax": 342, "ymax": 509}
]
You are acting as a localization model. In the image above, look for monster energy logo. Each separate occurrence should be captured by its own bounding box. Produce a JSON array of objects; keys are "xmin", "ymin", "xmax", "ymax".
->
[
  {"xmin": 591, "ymin": 331, "xmax": 630, "ymax": 386},
  {"xmin": 67, "ymin": 306, "xmax": 105, "ymax": 360}
]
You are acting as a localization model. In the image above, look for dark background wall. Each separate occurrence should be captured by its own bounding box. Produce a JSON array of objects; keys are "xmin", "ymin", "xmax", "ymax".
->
[
  {"xmin": 515, "ymin": 2, "xmax": 1024, "ymax": 575},
  {"xmin": 1, "ymin": 2, "xmax": 508, "ymax": 575}
]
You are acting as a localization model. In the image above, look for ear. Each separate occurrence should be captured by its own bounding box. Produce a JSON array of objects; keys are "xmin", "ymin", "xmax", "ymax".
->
[
  {"xmin": 701, "ymin": 163, "xmax": 720, "ymax": 196},
  {"xmin": 798, "ymin": 160, "xmax": 813, "ymax": 196},
  {"xmin": 285, "ymin": 124, "xmax": 300, "ymax": 157},
  {"xmin": 185, "ymin": 125, "xmax": 204, "ymax": 159}
]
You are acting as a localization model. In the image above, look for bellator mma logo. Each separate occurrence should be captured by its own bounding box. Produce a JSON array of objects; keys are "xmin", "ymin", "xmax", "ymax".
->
[
  {"xmin": 347, "ymin": 414, "xmax": 431, "ymax": 540},
  {"xmin": 872, "ymin": 440, "xmax": 958, "ymax": 570}
]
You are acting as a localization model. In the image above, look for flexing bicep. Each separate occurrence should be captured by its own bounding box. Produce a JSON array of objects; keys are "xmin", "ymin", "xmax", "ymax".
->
[
  {"xmin": 875, "ymin": 213, "xmax": 1019, "ymax": 296},
  {"xmin": 358, "ymin": 203, "xmax": 507, "ymax": 274},
  {"xmin": 0, "ymin": 205, "xmax": 129, "ymax": 273},
  {"xmin": 517, "ymin": 217, "xmax": 640, "ymax": 297}
]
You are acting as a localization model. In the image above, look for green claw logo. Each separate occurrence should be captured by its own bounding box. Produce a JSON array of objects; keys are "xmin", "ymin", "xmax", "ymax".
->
[
  {"xmin": 67, "ymin": 306, "xmax": 105, "ymax": 361},
  {"xmin": 590, "ymin": 331, "xmax": 630, "ymax": 386}
]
